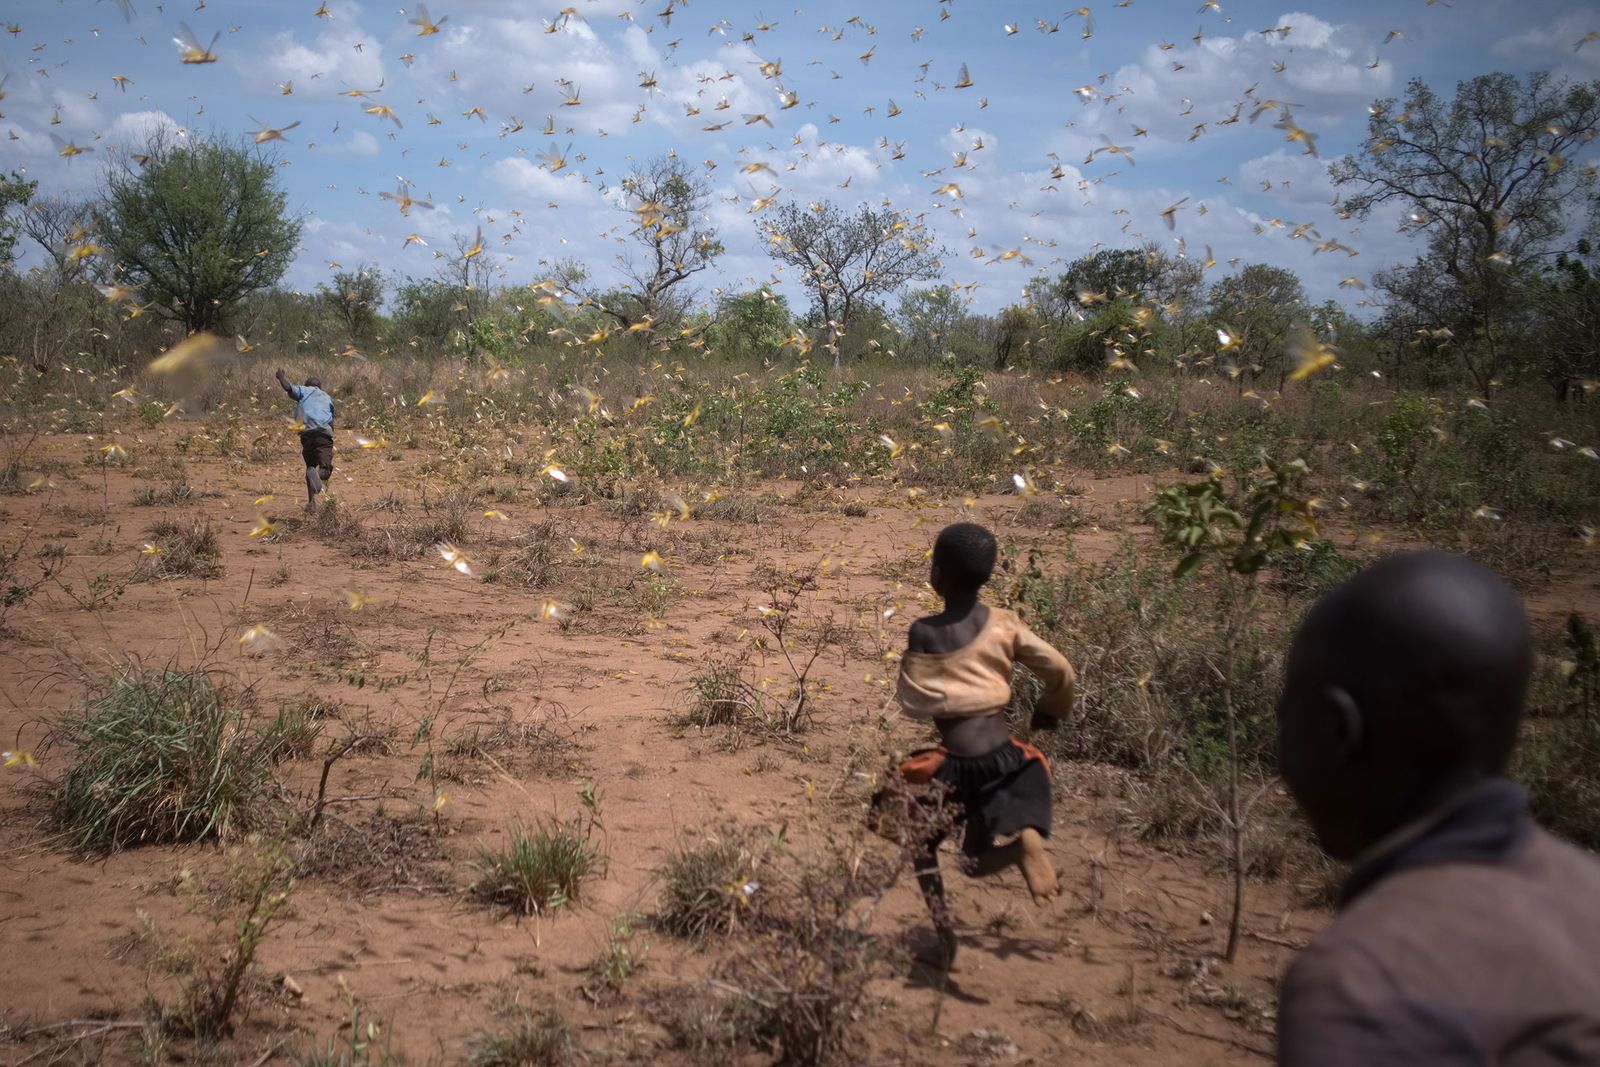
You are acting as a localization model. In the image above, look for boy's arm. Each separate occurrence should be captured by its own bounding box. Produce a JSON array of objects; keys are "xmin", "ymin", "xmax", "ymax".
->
[
  {"xmin": 1012, "ymin": 619, "xmax": 1076, "ymax": 724},
  {"xmin": 274, "ymin": 368, "xmax": 298, "ymax": 398}
]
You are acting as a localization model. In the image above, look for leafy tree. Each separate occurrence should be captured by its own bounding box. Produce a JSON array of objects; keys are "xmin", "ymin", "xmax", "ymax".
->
[
  {"xmin": 1207, "ymin": 264, "xmax": 1306, "ymax": 387},
  {"xmin": 897, "ymin": 284, "xmax": 972, "ymax": 362},
  {"xmin": 0, "ymin": 171, "xmax": 38, "ymax": 270},
  {"xmin": 97, "ymin": 133, "xmax": 301, "ymax": 333},
  {"xmin": 589, "ymin": 156, "xmax": 722, "ymax": 333},
  {"xmin": 1531, "ymin": 244, "xmax": 1600, "ymax": 399},
  {"xmin": 761, "ymin": 200, "xmax": 944, "ymax": 366},
  {"xmin": 1332, "ymin": 72, "xmax": 1600, "ymax": 397},
  {"xmin": 1027, "ymin": 244, "xmax": 1203, "ymax": 325},
  {"xmin": 389, "ymin": 277, "xmax": 460, "ymax": 348},
  {"xmin": 993, "ymin": 304, "xmax": 1036, "ymax": 369},
  {"xmin": 707, "ymin": 288, "xmax": 793, "ymax": 360},
  {"xmin": 318, "ymin": 266, "xmax": 384, "ymax": 342}
]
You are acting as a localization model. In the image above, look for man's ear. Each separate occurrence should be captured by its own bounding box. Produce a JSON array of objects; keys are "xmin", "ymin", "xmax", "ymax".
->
[{"xmin": 1325, "ymin": 684, "xmax": 1365, "ymax": 761}]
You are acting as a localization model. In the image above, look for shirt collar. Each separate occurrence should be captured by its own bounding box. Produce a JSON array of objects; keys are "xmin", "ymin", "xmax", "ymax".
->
[{"xmin": 1338, "ymin": 777, "xmax": 1532, "ymax": 909}]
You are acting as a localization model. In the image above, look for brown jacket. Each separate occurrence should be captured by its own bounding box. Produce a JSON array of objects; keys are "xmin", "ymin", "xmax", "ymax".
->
[
  {"xmin": 896, "ymin": 607, "xmax": 1075, "ymax": 721},
  {"xmin": 1279, "ymin": 811, "xmax": 1600, "ymax": 1065}
]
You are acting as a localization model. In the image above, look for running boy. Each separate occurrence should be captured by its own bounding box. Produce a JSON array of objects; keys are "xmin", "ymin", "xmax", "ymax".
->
[
  {"xmin": 275, "ymin": 367, "xmax": 335, "ymax": 506},
  {"xmin": 880, "ymin": 522, "xmax": 1076, "ymax": 968}
]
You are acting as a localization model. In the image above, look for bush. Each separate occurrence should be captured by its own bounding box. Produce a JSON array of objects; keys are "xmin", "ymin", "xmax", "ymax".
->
[
  {"xmin": 48, "ymin": 667, "xmax": 277, "ymax": 851},
  {"xmin": 1516, "ymin": 615, "xmax": 1600, "ymax": 849},
  {"xmin": 484, "ymin": 521, "xmax": 560, "ymax": 588},
  {"xmin": 657, "ymin": 835, "xmax": 758, "ymax": 940},
  {"xmin": 469, "ymin": 814, "xmax": 602, "ymax": 917},
  {"xmin": 135, "ymin": 517, "xmax": 222, "ymax": 580},
  {"xmin": 465, "ymin": 1008, "xmax": 573, "ymax": 1067}
]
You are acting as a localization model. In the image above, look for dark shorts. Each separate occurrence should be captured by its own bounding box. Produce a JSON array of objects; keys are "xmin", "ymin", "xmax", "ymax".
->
[
  {"xmin": 872, "ymin": 738, "xmax": 1052, "ymax": 856},
  {"xmin": 299, "ymin": 429, "xmax": 333, "ymax": 476}
]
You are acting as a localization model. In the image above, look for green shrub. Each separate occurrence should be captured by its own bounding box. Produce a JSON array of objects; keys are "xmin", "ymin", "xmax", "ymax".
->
[
  {"xmin": 48, "ymin": 667, "xmax": 277, "ymax": 851},
  {"xmin": 469, "ymin": 815, "xmax": 602, "ymax": 917}
]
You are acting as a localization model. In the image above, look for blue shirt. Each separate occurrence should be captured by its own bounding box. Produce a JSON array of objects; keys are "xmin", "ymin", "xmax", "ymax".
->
[{"xmin": 288, "ymin": 384, "xmax": 335, "ymax": 432}]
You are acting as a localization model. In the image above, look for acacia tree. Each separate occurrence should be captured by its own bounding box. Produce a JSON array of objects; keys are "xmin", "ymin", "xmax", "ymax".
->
[
  {"xmin": 588, "ymin": 156, "xmax": 722, "ymax": 333},
  {"xmin": 19, "ymin": 197, "xmax": 101, "ymax": 371},
  {"xmin": 1331, "ymin": 72, "xmax": 1600, "ymax": 397},
  {"xmin": 97, "ymin": 132, "xmax": 301, "ymax": 333},
  {"xmin": 762, "ymin": 200, "xmax": 944, "ymax": 366}
]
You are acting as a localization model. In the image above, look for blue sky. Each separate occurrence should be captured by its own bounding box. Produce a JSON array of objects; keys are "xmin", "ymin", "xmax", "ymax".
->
[{"xmin": 4, "ymin": 0, "xmax": 1598, "ymax": 318}]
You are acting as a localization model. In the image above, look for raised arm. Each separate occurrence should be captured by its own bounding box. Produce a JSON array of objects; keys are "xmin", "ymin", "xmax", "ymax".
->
[
  {"xmin": 275, "ymin": 367, "xmax": 298, "ymax": 398},
  {"xmin": 1012, "ymin": 619, "xmax": 1076, "ymax": 723}
]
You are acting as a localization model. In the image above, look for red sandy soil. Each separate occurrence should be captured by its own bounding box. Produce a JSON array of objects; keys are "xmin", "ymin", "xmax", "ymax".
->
[{"xmin": 1, "ymin": 421, "xmax": 1581, "ymax": 1065}]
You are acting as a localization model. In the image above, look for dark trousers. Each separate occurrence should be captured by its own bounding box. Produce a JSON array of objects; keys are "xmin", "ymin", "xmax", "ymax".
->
[{"xmin": 299, "ymin": 429, "xmax": 333, "ymax": 481}]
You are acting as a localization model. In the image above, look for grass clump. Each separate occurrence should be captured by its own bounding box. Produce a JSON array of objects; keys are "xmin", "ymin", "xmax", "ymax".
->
[
  {"xmin": 683, "ymin": 654, "xmax": 764, "ymax": 729},
  {"xmin": 657, "ymin": 834, "xmax": 759, "ymax": 940},
  {"xmin": 132, "ymin": 480, "xmax": 196, "ymax": 507},
  {"xmin": 48, "ymin": 667, "xmax": 277, "ymax": 851},
  {"xmin": 470, "ymin": 807, "xmax": 603, "ymax": 917},
  {"xmin": 465, "ymin": 1008, "xmax": 573, "ymax": 1067},
  {"xmin": 484, "ymin": 521, "xmax": 561, "ymax": 588},
  {"xmin": 135, "ymin": 517, "xmax": 222, "ymax": 581}
]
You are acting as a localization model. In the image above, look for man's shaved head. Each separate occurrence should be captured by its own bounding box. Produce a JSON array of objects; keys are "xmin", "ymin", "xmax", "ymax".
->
[{"xmin": 1277, "ymin": 551, "xmax": 1532, "ymax": 860}]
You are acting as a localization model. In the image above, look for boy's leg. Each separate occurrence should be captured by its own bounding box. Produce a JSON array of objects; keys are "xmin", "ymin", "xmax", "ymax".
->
[{"xmin": 962, "ymin": 829, "xmax": 1057, "ymax": 904}]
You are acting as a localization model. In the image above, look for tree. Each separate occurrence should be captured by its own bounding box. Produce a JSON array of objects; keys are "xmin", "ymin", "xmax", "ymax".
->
[
  {"xmin": 1150, "ymin": 456, "xmax": 1317, "ymax": 963},
  {"xmin": 0, "ymin": 172, "xmax": 38, "ymax": 270},
  {"xmin": 21, "ymin": 197, "xmax": 98, "ymax": 289},
  {"xmin": 97, "ymin": 133, "xmax": 301, "ymax": 334},
  {"xmin": 761, "ymin": 200, "xmax": 944, "ymax": 367},
  {"xmin": 1207, "ymin": 264, "xmax": 1306, "ymax": 388},
  {"xmin": 897, "ymin": 284, "xmax": 972, "ymax": 362},
  {"xmin": 1028, "ymin": 244, "xmax": 1204, "ymax": 325},
  {"xmin": 707, "ymin": 288, "xmax": 793, "ymax": 360},
  {"xmin": 1531, "ymin": 244, "xmax": 1600, "ymax": 400},
  {"xmin": 1332, "ymin": 72, "xmax": 1600, "ymax": 397},
  {"xmin": 317, "ymin": 266, "xmax": 384, "ymax": 343},
  {"xmin": 588, "ymin": 156, "xmax": 722, "ymax": 333}
]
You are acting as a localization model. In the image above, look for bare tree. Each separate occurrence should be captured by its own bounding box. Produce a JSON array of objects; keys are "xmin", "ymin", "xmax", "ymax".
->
[
  {"xmin": 1331, "ymin": 72, "xmax": 1600, "ymax": 397},
  {"xmin": 22, "ymin": 197, "xmax": 97, "ymax": 287},
  {"xmin": 761, "ymin": 200, "xmax": 945, "ymax": 367},
  {"xmin": 584, "ymin": 156, "xmax": 722, "ymax": 334}
]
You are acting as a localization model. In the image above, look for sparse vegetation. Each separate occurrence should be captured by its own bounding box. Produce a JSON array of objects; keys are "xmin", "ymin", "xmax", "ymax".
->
[
  {"xmin": 658, "ymin": 834, "xmax": 760, "ymax": 940},
  {"xmin": 48, "ymin": 666, "xmax": 281, "ymax": 851}
]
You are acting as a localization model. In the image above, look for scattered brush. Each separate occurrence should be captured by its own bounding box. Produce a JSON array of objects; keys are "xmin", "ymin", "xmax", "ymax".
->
[
  {"xmin": 47, "ymin": 666, "xmax": 278, "ymax": 851},
  {"xmin": 134, "ymin": 518, "xmax": 222, "ymax": 581},
  {"xmin": 464, "ymin": 1007, "xmax": 573, "ymax": 1067}
]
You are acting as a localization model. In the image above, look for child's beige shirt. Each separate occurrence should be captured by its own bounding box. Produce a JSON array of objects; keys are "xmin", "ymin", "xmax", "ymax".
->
[{"xmin": 896, "ymin": 607, "xmax": 1075, "ymax": 721}]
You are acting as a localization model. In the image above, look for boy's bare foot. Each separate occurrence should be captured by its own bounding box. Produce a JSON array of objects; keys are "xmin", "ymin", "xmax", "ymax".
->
[{"xmin": 1017, "ymin": 827, "xmax": 1057, "ymax": 904}]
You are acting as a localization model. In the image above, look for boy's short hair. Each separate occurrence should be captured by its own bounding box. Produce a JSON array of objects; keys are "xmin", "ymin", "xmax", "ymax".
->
[
  {"xmin": 933, "ymin": 522, "xmax": 997, "ymax": 590},
  {"xmin": 304, "ymin": 376, "xmax": 322, "ymax": 389}
]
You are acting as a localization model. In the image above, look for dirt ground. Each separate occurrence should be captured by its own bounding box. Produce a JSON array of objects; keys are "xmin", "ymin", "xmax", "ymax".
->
[{"xmin": 6, "ymin": 418, "xmax": 1566, "ymax": 1066}]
